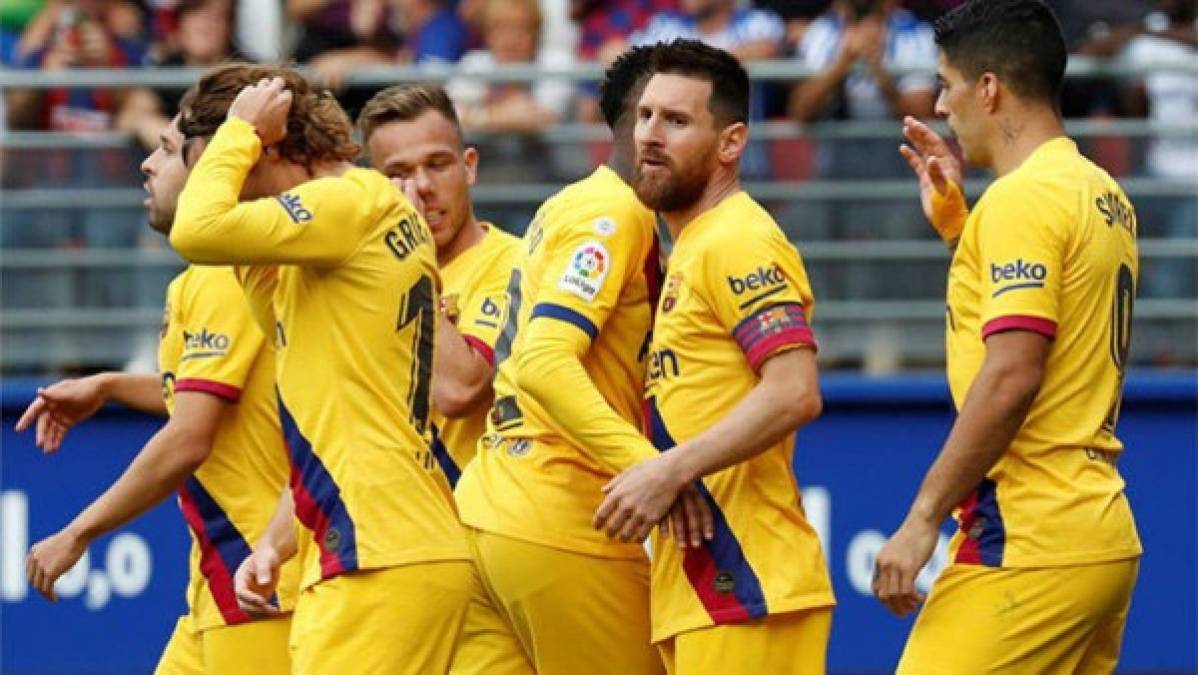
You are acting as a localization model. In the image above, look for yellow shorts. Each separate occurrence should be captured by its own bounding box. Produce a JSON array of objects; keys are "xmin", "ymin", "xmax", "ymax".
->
[
  {"xmin": 899, "ymin": 558, "xmax": 1139, "ymax": 674},
  {"xmin": 290, "ymin": 561, "xmax": 472, "ymax": 675},
  {"xmin": 154, "ymin": 614, "xmax": 291, "ymax": 675},
  {"xmin": 657, "ymin": 607, "xmax": 831, "ymax": 675},
  {"xmin": 450, "ymin": 528, "xmax": 663, "ymax": 675}
]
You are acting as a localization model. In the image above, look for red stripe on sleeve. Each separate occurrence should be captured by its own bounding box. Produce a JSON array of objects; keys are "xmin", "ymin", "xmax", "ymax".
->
[
  {"xmin": 175, "ymin": 379, "xmax": 242, "ymax": 403},
  {"xmin": 981, "ymin": 315, "xmax": 1057, "ymax": 340},
  {"xmin": 732, "ymin": 304, "xmax": 817, "ymax": 371},
  {"xmin": 462, "ymin": 334, "xmax": 496, "ymax": 367}
]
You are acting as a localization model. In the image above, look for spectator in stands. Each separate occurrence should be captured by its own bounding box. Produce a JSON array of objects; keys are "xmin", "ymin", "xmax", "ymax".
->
[
  {"xmin": 787, "ymin": 0, "xmax": 937, "ymax": 311},
  {"xmin": 572, "ymin": 0, "xmax": 678, "ymax": 63},
  {"xmin": 289, "ymin": 0, "xmax": 396, "ymax": 62},
  {"xmin": 301, "ymin": 0, "xmax": 468, "ymax": 96},
  {"xmin": 395, "ymin": 0, "xmax": 469, "ymax": 64},
  {"xmin": 789, "ymin": 0, "xmax": 936, "ymax": 123},
  {"xmin": 754, "ymin": 0, "xmax": 833, "ymax": 55},
  {"xmin": 448, "ymin": 0, "xmax": 573, "ymax": 135},
  {"xmin": 448, "ymin": 0, "xmax": 575, "ymax": 227},
  {"xmin": 1121, "ymin": 0, "xmax": 1197, "ymax": 299},
  {"xmin": 631, "ymin": 0, "xmax": 785, "ymax": 176},
  {"xmin": 119, "ymin": 0, "xmax": 243, "ymax": 150},
  {"xmin": 632, "ymin": 0, "xmax": 785, "ymax": 61},
  {"xmin": 8, "ymin": 0, "xmax": 147, "ymax": 131},
  {"xmin": 4, "ymin": 1, "xmax": 149, "ymax": 337}
]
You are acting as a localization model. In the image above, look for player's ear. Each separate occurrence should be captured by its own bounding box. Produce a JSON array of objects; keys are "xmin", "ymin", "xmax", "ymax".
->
[
  {"xmin": 462, "ymin": 146, "xmax": 479, "ymax": 187},
  {"xmin": 717, "ymin": 122, "xmax": 748, "ymax": 166},
  {"xmin": 978, "ymin": 72, "xmax": 1000, "ymax": 114}
]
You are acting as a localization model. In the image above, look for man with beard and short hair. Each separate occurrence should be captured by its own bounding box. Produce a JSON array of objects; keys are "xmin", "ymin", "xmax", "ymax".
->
[
  {"xmin": 19, "ymin": 114, "xmax": 299, "ymax": 675},
  {"xmin": 593, "ymin": 39, "xmax": 834, "ymax": 674},
  {"xmin": 450, "ymin": 45, "xmax": 704, "ymax": 675},
  {"xmin": 358, "ymin": 83, "xmax": 522, "ymax": 488}
]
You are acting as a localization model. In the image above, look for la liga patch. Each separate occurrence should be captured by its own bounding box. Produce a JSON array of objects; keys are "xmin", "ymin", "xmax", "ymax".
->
[{"xmin": 560, "ymin": 241, "xmax": 610, "ymax": 302}]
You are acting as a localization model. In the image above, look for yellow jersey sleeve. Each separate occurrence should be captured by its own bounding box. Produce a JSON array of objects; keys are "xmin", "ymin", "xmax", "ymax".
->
[
  {"xmin": 172, "ymin": 117, "xmax": 374, "ymax": 266},
  {"xmin": 174, "ymin": 268, "xmax": 266, "ymax": 403},
  {"xmin": 515, "ymin": 205, "xmax": 658, "ymax": 471},
  {"xmin": 698, "ymin": 230, "xmax": 817, "ymax": 372},
  {"xmin": 453, "ymin": 270, "xmax": 509, "ymax": 367},
  {"xmin": 975, "ymin": 181, "xmax": 1064, "ymax": 340}
]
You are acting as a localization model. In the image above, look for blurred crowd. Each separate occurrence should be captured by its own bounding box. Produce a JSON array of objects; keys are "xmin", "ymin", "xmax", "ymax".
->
[{"xmin": 0, "ymin": 0, "xmax": 1194, "ymax": 372}]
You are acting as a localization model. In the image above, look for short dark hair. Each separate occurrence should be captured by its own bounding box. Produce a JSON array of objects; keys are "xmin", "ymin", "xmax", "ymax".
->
[
  {"xmin": 599, "ymin": 45, "xmax": 658, "ymax": 129},
  {"xmin": 357, "ymin": 83, "xmax": 462, "ymax": 145},
  {"xmin": 934, "ymin": 0, "xmax": 1067, "ymax": 105},
  {"xmin": 648, "ymin": 39, "xmax": 749, "ymax": 127}
]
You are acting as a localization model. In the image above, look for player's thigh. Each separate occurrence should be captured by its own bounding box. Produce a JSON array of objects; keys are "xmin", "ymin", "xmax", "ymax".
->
[
  {"xmin": 473, "ymin": 530, "xmax": 663, "ymax": 675},
  {"xmin": 450, "ymin": 548, "xmax": 534, "ymax": 675},
  {"xmin": 899, "ymin": 560, "xmax": 1139, "ymax": 675},
  {"xmin": 200, "ymin": 616, "xmax": 292, "ymax": 675},
  {"xmin": 155, "ymin": 616, "xmax": 205, "ymax": 675},
  {"xmin": 1075, "ymin": 558, "xmax": 1139, "ymax": 675},
  {"xmin": 670, "ymin": 607, "xmax": 832, "ymax": 675},
  {"xmin": 290, "ymin": 561, "xmax": 472, "ymax": 675}
]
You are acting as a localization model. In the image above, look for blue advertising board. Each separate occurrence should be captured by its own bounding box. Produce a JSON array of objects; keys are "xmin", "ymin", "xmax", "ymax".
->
[{"xmin": 2, "ymin": 373, "xmax": 1195, "ymax": 673}]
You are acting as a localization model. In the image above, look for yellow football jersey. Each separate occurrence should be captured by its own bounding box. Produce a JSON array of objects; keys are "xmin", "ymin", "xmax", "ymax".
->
[
  {"xmin": 455, "ymin": 165, "xmax": 660, "ymax": 559},
  {"xmin": 432, "ymin": 223, "xmax": 522, "ymax": 487},
  {"xmin": 945, "ymin": 137, "xmax": 1142, "ymax": 568},
  {"xmin": 159, "ymin": 265, "xmax": 300, "ymax": 630},
  {"xmin": 643, "ymin": 192, "xmax": 834, "ymax": 641},
  {"xmin": 172, "ymin": 118, "xmax": 468, "ymax": 589}
]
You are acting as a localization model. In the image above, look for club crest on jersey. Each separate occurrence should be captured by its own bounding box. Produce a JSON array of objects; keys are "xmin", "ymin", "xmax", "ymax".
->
[
  {"xmin": 662, "ymin": 274, "xmax": 682, "ymax": 313},
  {"xmin": 714, "ymin": 570, "xmax": 736, "ymax": 595},
  {"xmin": 560, "ymin": 241, "xmax": 610, "ymax": 302},
  {"xmin": 441, "ymin": 294, "xmax": 461, "ymax": 323},
  {"xmin": 275, "ymin": 192, "xmax": 313, "ymax": 224},
  {"xmin": 756, "ymin": 306, "xmax": 793, "ymax": 336}
]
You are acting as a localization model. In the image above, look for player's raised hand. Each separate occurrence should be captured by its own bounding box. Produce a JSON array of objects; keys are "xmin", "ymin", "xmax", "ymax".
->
[
  {"xmin": 872, "ymin": 516, "xmax": 938, "ymax": 617},
  {"xmin": 26, "ymin": 528, "xmax": 88, "ymax": 602},
  {"xmin": 15, "ymin": 376, "xmax": 109, "ymax": 453},
  {"xmin": 234, "ymin": 546, "xmax": 283, "ymax": 615},
  {"xmin": 228, "ymin": 77, "xmax": 292, "ymax": 147},
  {"xmin": 899, "ymin": 116, "xmax": 967, "ymax": 245}
]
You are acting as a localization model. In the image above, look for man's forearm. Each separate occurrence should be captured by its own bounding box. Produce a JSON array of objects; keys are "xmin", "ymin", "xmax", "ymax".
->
[
  {"xmin": 906, "ymin": 363, "xmax": 1038, "ymax": 526},
  {"xmin": 258, "ymin": 488, "xmax": 298, "ymax": 561},
  {"xmin": 65, "ymin": 422, "xmax": 208, "ymax": 543},
  {"xmin": 97, "ymin": 373, "xmax": 168, "ymax": 416},
  {"xmin": 432, "ymin": 316, "xmax": 493, "ymax": 418},
  {"xmin": 671, "ymin": 353, "xmax": 820, "ymax": 482}
]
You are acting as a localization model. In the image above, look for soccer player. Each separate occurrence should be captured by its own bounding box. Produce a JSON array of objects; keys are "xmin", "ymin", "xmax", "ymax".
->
[
  {"xmin": 17, "ymin": 115, "xmax": 298, "ymax": 675},
  {"xmin": 356, "ymin": 83, "xmax": 522, "ymax": 488},
  {"xmin": 451, "ymin": 46, "xmax": 696, "ymax": 675},
  {"xmin": 593, "ymin": 40, "xmax": 835, "ymax": 674},
  {"xmin": 872, "ymin": 1, "xmax": 1142, "ymax": 671},
  {"xmin": 167, "ymin": 64, "xmax": 471, "ymax": 673}
]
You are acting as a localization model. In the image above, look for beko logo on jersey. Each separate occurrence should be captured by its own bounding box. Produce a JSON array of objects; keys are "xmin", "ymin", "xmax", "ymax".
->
[
  {"xmin": 727, "ymin": 264, "xmax": 785, "ymax": 295},
  {"xmin": 990, "ymin": 259, "xmax": 1047, "ymax": 296},
  {"xmin": 275, "ymin": 193, "xmax": 313, "ymax": 224},
  {"xmin": 183, "ymin": 329, "xmax": 230, "ymax": 352}
]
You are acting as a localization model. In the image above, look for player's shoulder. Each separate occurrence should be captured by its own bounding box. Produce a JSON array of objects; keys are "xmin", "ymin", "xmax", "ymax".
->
[
  {"xmin": 543, "ymin": 169, "xmax": 653, "ymax": 245},
  {"xmin": 176, "ymin": 264, "xmax": 239, "ymax": 297},
  {"xmin": 694, "ymin": 192, "xmax": 785, "ymax": 250}
]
